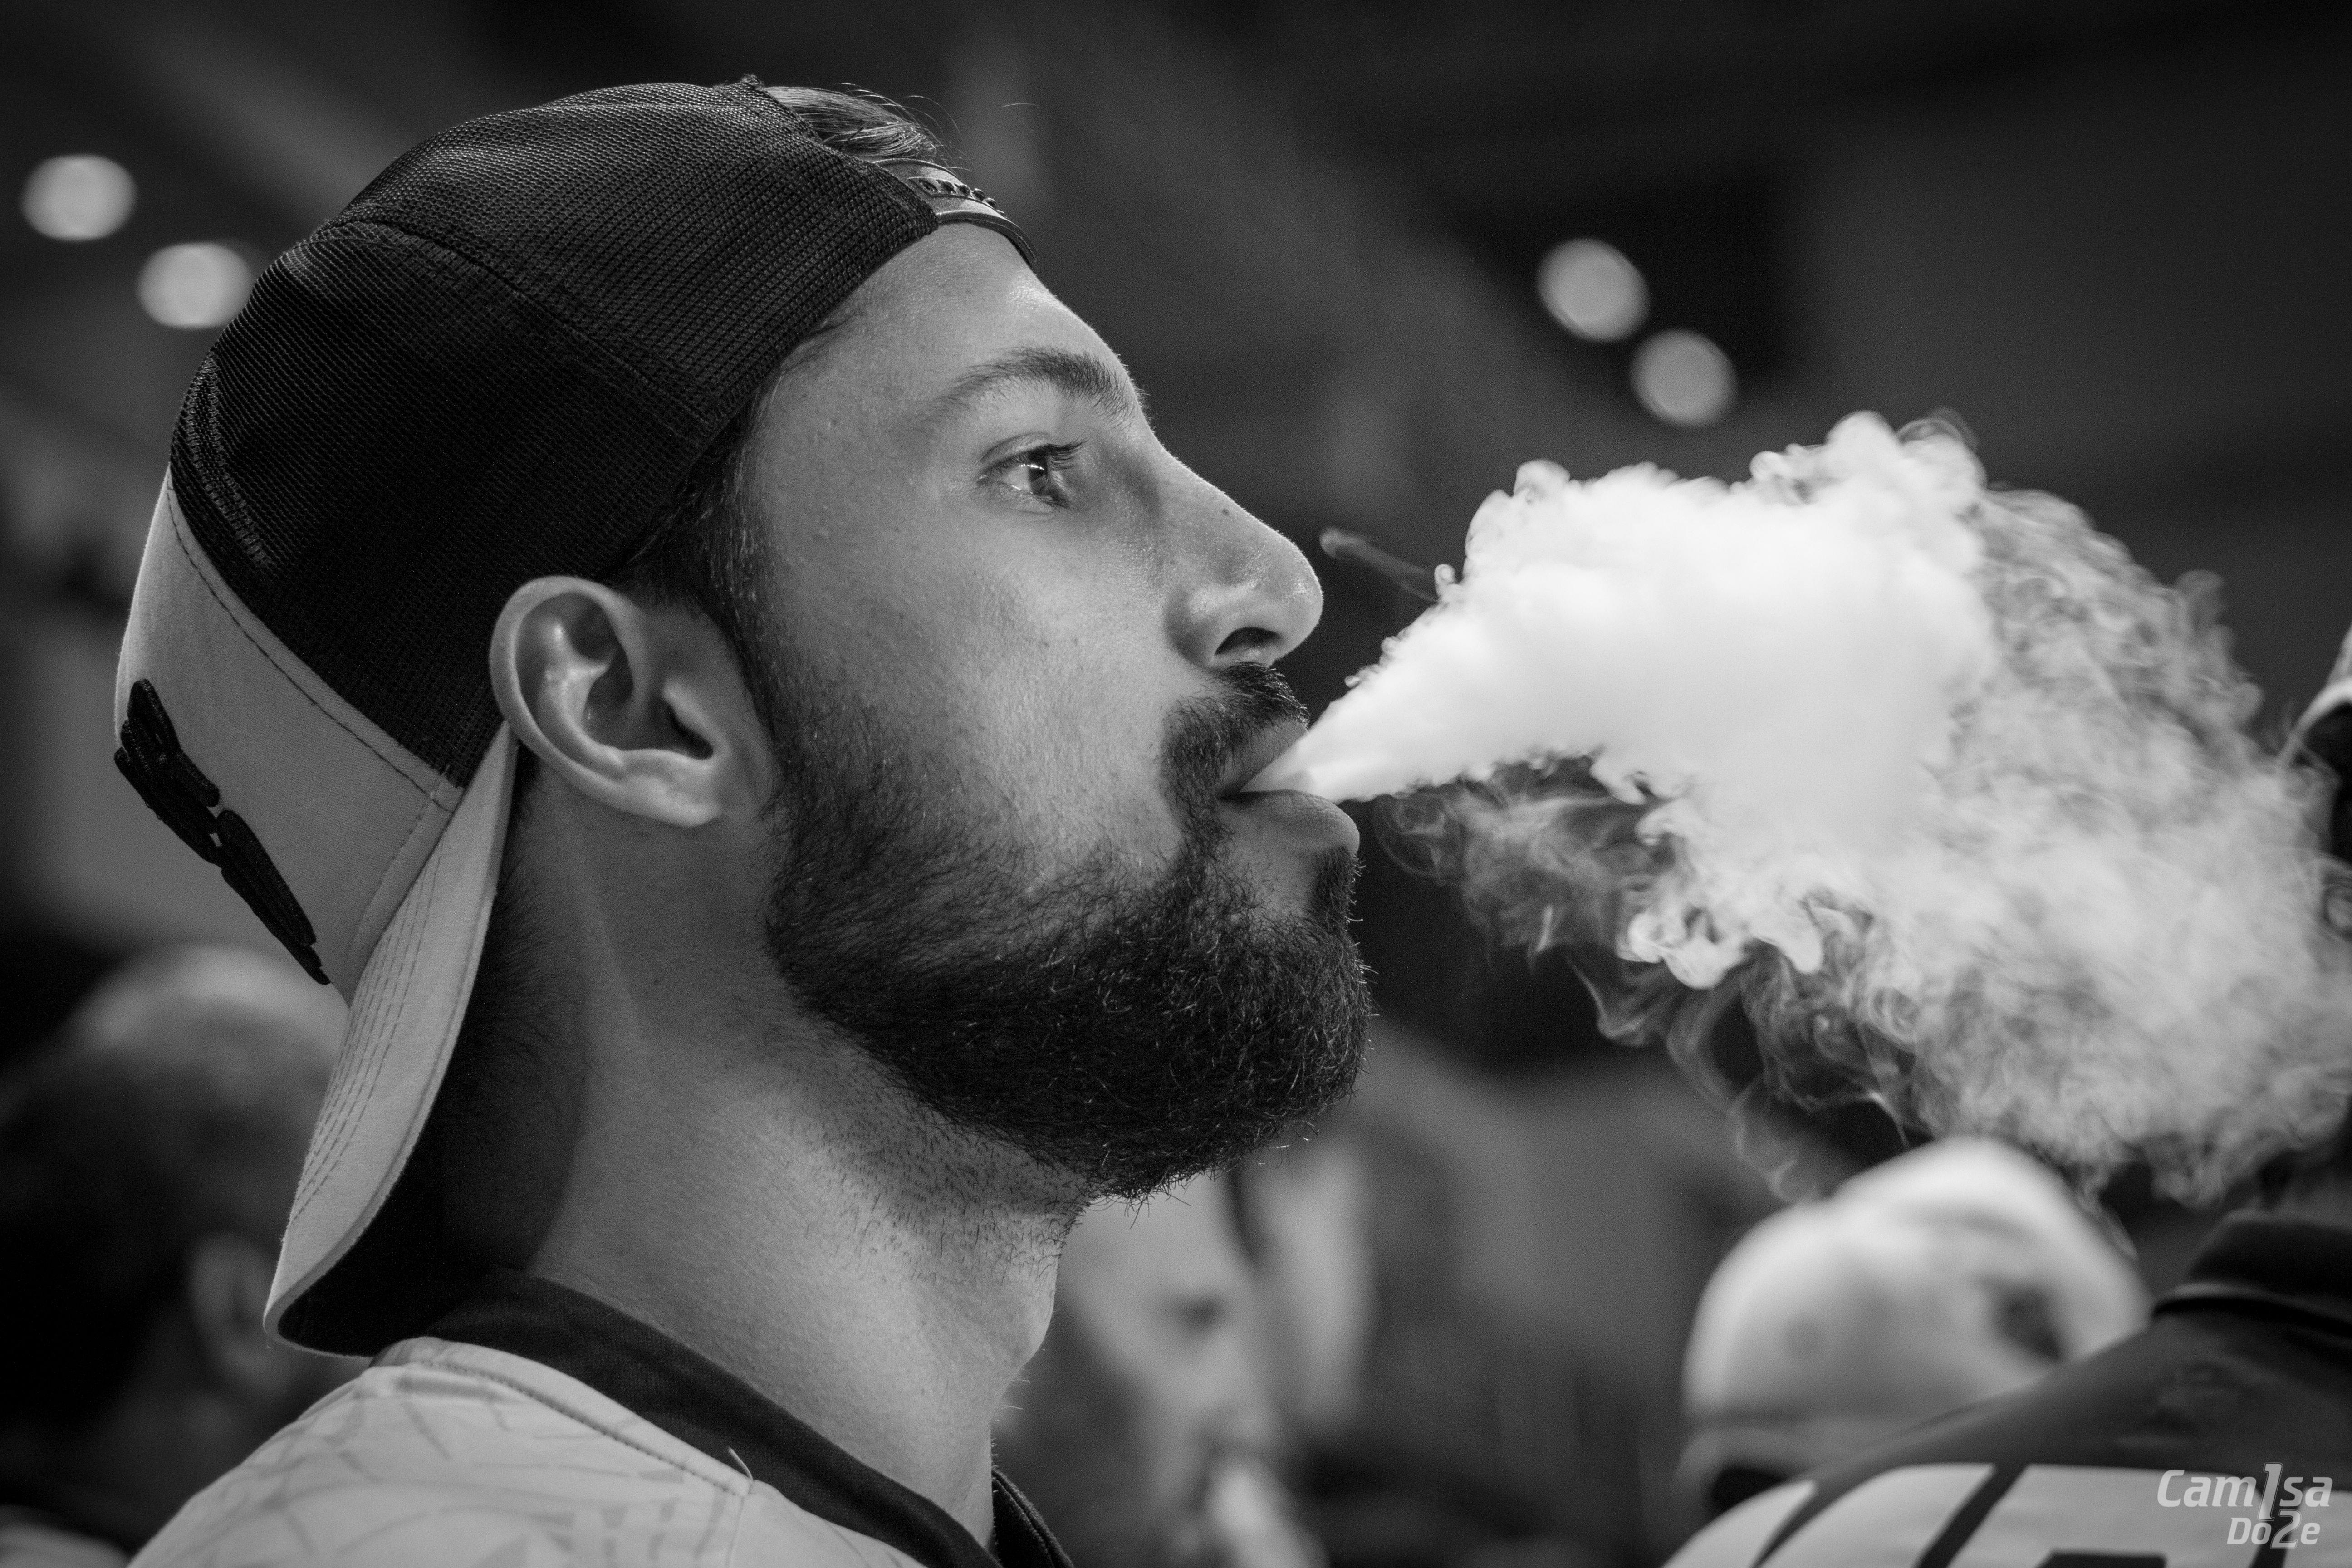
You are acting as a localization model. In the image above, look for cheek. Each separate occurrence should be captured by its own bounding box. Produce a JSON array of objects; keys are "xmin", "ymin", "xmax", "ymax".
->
[
  {"xmin": 777, "ymin": 534, "xmax": 1182, "ymax": 863},
  {"xmin": 983, "ymin": 605, "xmax": 1180, "ymax": 848}
]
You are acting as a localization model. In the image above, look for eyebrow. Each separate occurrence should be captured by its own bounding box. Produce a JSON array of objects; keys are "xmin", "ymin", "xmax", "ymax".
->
[{"xmin": 928, "ymin": 346, "xmax": 1147, "ymax": 426}]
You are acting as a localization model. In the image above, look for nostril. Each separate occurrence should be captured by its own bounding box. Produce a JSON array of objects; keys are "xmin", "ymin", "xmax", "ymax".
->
[{"xmin": 1214, "ymin": 626, "xmax": 1283, "ymax": 661}]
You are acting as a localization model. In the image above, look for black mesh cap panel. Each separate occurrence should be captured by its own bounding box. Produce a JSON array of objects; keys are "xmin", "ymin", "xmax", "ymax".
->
[{"xmin": 169, "ymin": 80, "xmax": 936, "ymax": 784}]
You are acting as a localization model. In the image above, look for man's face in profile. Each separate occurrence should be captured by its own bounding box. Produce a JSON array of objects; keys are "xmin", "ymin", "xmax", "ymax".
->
[{"xmin": 728, "ymin": 225, "xmax": 1371, "ymax": 1196}]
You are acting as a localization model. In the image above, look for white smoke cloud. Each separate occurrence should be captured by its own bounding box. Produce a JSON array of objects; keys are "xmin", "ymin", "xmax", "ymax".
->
[{"xmin": 1261, "ymin": 414, "xmax": 2352, "ymax": 1200}]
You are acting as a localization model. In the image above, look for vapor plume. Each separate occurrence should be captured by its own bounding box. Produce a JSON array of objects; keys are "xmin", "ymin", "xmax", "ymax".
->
[{"xmin": 1259, "ymin": 415, "xmax": 2352, "ymax": 1200}]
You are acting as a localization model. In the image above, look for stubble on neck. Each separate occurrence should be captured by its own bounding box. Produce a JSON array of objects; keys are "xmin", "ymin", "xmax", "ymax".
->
[{"xmin": 523, "ymin": 976, "xmax": 1085, "ymax": 1539}]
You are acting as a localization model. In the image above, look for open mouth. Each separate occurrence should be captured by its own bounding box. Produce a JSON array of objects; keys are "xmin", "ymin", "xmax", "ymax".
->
[
  {"xmin": 1202, "ymin": 715, "xmax": 1359, "ymax": 858},
  {"xmin": 1219, "ymin": 718, "xmax": 1310, "ymax": 799}
]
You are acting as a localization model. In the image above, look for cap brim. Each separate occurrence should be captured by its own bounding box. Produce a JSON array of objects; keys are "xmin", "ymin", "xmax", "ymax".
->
[
  {"xmin": 2293, "ymin": 676, "xmax": 2352, "ymax": 761},
  {"xmin": 267, "ymin": 726, "xmax": 517, "ymax": 1340}
]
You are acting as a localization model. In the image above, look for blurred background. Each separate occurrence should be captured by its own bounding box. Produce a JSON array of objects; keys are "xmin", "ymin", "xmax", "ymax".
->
[{"xmin": 2, "ymin": 2, "xmax": 2347, "ymax": 1564}]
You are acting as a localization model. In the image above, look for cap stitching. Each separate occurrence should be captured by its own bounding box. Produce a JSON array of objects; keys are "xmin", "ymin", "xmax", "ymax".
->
[
  {"xmin": 293, "ymin": 846, "xmax": 435, "ymax": 1212},
  {"xmin": 283, "ymin": 740, "xmax": 511, "ymax": 1334},
  {"xmin": 343, "ymin": 782, "xmax": 463, "ymax": 997}
]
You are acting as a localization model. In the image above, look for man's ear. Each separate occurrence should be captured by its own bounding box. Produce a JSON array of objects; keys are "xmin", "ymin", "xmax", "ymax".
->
[{"xmin": 489, "ymin": 578, "xmax": 766, "ymax": 827}]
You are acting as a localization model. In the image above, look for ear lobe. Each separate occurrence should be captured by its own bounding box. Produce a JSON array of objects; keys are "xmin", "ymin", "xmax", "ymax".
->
[{"xmin": 489, "ymin": 577, "xmax": 757, "ymax": 828}]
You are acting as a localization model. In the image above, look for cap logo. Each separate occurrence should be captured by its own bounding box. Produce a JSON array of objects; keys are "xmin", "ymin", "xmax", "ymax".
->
[
  {"xmin": 115, "ymin": 678, "xmax": 329, "ymax": 984},
  {"xmin": 877, "ymin": 158, "xmax": 1035, "ymax": 264}
]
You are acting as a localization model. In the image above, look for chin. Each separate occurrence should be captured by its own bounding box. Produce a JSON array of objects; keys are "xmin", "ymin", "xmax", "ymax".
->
[{"xmin": 1299, "ymin": 842, "xmax": 1362, "ymax": 931}]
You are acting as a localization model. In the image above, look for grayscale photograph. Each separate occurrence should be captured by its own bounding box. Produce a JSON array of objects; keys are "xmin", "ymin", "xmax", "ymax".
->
[{"xmin": 0, "ymin": 3, "xmax": 2347, "ymax": 1566}]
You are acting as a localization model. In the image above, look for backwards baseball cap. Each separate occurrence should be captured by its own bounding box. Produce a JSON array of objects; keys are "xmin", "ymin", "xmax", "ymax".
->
[{"xmin": 112, "ymin": 79, "xmax": 1032, "ymax": 1352}]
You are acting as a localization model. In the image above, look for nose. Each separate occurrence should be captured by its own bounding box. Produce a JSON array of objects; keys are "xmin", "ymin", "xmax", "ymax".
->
[{"xmin": 1166, "ymin": 471, "xmax": 1323, "ymax": 671}]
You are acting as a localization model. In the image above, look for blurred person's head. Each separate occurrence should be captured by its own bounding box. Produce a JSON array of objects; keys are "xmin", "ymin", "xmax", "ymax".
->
[
  {"xmin": 0, "ymin": 946, "xmax": 356, "ymax": 1552},
  {"xmin": 1679, "ymin": 1138, "xmax": 2147, "ymax": 1517},
  {"xmin": 997, "ymin": 1172, "xmax": 1318, "ymax": 1568}
]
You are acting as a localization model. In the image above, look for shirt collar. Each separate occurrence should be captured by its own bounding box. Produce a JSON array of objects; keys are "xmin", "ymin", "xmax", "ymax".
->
[
  {"xmin": 2155, "ymin": 1210, "xmax": 2352, "ymax": 1335},
  {"xmin": 427, "ymin": 1269, "xmax": 1070, "ymax": 1568}
]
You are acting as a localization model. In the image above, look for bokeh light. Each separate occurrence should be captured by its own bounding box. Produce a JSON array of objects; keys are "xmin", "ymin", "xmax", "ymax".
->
[
  {"xmin": 136, "ymin": 243, "xmax": 252, "ymax": 330},
  {"xmin": 1536, "ymin": 238, "xmax": 1647, "ymax": 342},
  {"xmin": 1632, "ymin": 329, "xmax": 1736, "ymax": 426},
  {"xmin": 21, "ymin": 155, "xmax": 137, "ymax": 242}
]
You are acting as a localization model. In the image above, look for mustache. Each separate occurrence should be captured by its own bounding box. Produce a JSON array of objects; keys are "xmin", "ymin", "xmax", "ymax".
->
[{"xmin": 1166, "ymin": 663, "xmax": 1310, "ymax": 818}]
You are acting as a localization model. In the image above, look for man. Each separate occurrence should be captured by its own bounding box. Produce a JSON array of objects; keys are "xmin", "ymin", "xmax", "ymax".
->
[
  {"xmin": 116, "ymin": 81, "xmax": 1370, "ymax": 1565},
  {"xmin": 1666, "ymin": 642, "xmax": 2352, "ymax": 1568},
  {"xmin": 996, "ymin": 1173, "xmax": 1323, "ymax": 1568},
  {"xmin": 0, "ymin": 947, "xmax": 356, "ymax": 1566}
]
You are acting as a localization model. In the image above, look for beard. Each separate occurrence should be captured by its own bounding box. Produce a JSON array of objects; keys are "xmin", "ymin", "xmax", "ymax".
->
[{"xmin": 756, "ymin": 659, "xmax": 1370, "ymax": 1199}]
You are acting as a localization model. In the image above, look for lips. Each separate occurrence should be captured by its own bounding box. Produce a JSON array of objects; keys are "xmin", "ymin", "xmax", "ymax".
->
[{"xmin": 1219, "ymin": 718, "xmax": 1310, "ymax": 798}]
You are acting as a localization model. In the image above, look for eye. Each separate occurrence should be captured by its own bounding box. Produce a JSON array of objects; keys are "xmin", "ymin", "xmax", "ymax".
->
[{"xmin": 990, "ymin": 441, "xmax": 1082, "ymax": 508}]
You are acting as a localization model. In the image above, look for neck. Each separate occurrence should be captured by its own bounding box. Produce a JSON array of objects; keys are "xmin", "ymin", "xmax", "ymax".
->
[{"xmin": 520, "ymin": 949, "xmax": 1083, "ymax": 1541}]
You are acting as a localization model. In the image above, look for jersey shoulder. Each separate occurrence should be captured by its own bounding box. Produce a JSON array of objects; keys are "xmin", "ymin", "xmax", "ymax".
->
[{"xmin": 129, "ymin": 1336, "xmax": 916, "ymax": 1568}]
